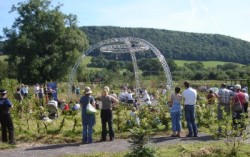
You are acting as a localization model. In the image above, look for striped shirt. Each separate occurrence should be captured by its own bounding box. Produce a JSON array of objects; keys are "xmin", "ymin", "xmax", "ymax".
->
[{"xmin": 218, "ymin": 88, "xmax": 234, "ymax": 104}]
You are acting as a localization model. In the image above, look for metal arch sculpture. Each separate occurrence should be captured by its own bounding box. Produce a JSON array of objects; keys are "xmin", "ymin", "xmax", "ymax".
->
[{"xmin": 68, "ymin": 37, "xmax": 173, "ymax": 95}]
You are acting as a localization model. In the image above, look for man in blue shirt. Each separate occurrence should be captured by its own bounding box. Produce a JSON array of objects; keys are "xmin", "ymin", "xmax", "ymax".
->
[{"xmin": 0, "ymin": 89, "xmax": 15, "ymax": 144}]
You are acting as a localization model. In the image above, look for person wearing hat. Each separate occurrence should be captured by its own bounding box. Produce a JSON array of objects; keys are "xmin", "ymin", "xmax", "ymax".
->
[
  {"xmin": 242, "ymin": 88, "xmax": 249, "ymax": 117},
  {"xmin": 0, "ymin": 89, "xmax": 15, "ymax": 144},
  {"xmin": 232, "ymin": 84, "xmax": 246, "ymax": 130},
  {"xmin": 79, "ymin": 86, "xmax": 96, "ymax": 144},
  {"xmin": 100, "ymin": 86, "xmax": 119, "ymax": 141}
]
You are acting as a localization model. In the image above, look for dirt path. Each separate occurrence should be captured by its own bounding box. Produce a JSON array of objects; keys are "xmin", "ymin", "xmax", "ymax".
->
[{"xmin": 0, "ymin": 133, "xmax": 218, "ymax": 157}]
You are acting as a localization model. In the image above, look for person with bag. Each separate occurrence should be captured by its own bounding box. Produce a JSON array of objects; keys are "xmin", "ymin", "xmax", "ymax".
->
[
  {"xmin": 100, "ymin": 86, "xmax": 119, "ymax": 141},
  {"xmin": 0, "ymin": 89, "xmax": 15, "ymax": 144},
  {"xmin": 79, "ymin": 86, "xmax": 96, "ymax": 144},
  {"xmin": 232, "ymin": 84, "xmax": 245, "ymax": 130}
]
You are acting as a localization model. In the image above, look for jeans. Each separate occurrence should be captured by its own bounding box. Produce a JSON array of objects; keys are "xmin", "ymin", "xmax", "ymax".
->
[
  {"xmin": 184, "ymin": 105, "xmax": 198, "ymax": 136},
  {"xmin": 170, "ymin": 111, "xmax": 181, "ymax": 132},
  {"xmin": 81, "ymin": 112, "xmax": 95, "ymax": 144},
  {"xmin": 82, "ymin": 125, "xmax": 93, "ymax": 143},
  {"xmin": 101, "ymin": 110, "xmax": 114, "ymax": 141}
]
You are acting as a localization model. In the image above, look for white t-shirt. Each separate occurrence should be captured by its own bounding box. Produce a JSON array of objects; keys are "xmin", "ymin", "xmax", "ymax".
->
[
  {"xmin": 119, "ymin": 92, "xmax": 127, "ymax": 101},
  {"xmin": 48, "ymin": 100, "xmax": 58, "ymax": 108},
  {"xmin": 126, "ymin": 93, "xmax": 134, "ymax": 101},
  {"xmin": 244, "ymin": 93, "xmax": 249, "ymax": 102},
  {"xmin": 182, "ymin": 87, "xmax": 197, "ymax": 105}
]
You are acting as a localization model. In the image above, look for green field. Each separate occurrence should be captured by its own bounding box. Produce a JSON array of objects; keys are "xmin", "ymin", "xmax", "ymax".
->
[
  {"xmin": 174, "ymin": 60, "xmax": 244, "ymax": 68},
  {"xmin": 1, "ymin": 54, "xmax": 245, "ymax": 69},
  {"xmin": 0, "ymin": 55, "xmax": 8, "ymax": 62},
  {"xmin": 81, "ymin": 56, "xmax": 92, "ymax": 66}
]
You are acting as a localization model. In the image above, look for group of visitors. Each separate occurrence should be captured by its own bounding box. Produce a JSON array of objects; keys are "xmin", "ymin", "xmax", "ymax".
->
[
  {"xmin": 1, "ymin": 80, "xmax": 249, "ymax": 145},
  {"xmin": 169, "ymin": 81, "xmax": 249, "ymax": 138},
  {"xmin": 118, "ymin": 87, "xmax": 152, "ymax": 108},
  {"xmin": 215, "ymin": 83, "xmax": 249, "ymax": 133}
]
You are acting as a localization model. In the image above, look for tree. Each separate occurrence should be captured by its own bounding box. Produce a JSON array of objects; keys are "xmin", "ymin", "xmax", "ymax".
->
[
  {"xmin": 3, "ymin": 0, "xmax": 88, "ymax": 83},
  {"xmin": 0, "ymin": 60, "xmax": 8, "ymax": 80},
  {"xmin": 138, "ymin": 58, "xmax": 163, "ymax": 76}
]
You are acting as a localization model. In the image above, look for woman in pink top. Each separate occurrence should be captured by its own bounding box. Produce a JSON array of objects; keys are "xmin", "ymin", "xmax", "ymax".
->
[{"xmin": 232, "ymin": 84, "xmax": 246, "ymax": 130}]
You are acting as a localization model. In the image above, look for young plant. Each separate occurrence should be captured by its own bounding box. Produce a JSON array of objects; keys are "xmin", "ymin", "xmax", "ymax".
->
[{"xmin": 126, "ymin": 127, "xmax": 156, "ymax": 157}]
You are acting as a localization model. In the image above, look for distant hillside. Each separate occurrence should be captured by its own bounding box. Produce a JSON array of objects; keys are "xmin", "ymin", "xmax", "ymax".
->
[{"xmin": 80, "ymin": 26, "xmax": 250, "ymax": 64}]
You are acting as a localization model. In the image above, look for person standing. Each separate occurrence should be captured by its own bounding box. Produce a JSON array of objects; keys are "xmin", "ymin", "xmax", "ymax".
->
[
  {"xmin": 100, "ymin": 86, "xmax": 119, "ymax": 141},
  {"xmin": 232, "ymin": 84, "xmax": 245, "ymax": 130},
  {"xmin": 14, "ymin": 87, "xmax": 23, "ymax": 103},
  {"xmin": 21, "ymin": 84, "xmax": 29, "ymax": 98},
  {"xmin": 79, "ymin": 87, "xmax": 96, "ymax": 144},
  {"xmin": 215, "ymin": 83, "xmax": 234, "ymax": 134},
  {"xmin": 169, "ymin": 87, "xmax": 182, "ymax": 137},
  {"xmin": 0, "ymin": 89, "xmax": 15, "ymax": 144},
  {"xmin": 182, "ymin": 81, "xmax": 198, "ymax": 137},
  {"xmin": 242, "ymin": 88, "xmax": 249, "ymax": 117}
]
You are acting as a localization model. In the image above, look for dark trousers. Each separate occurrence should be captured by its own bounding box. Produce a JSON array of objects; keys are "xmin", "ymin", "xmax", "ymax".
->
[
  {"xmin": 101, "ymin": 110, "xmax": 114, "ymax": 141},
  {"xmin": 0, "ymin": 113, "xmax": 14, "ymax": 143},
  {"xmin": 232, "ymin": 111, "xmax": 244, "ymax": 130},
  {"xmin": 243, "ymin": 102, "xmax": 248, "ymax": 118}
]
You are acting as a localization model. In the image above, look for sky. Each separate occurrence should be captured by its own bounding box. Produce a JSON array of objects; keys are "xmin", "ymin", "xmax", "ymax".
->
[{"xmin": 1, "ymin": 0, "xmax": 250, "ymax": 42}]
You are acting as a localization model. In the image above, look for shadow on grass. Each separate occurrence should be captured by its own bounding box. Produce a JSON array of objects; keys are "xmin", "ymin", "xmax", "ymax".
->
[
  {"xmin": 180, "ymin": 135, "xmax": 218, "ymax": 142},
  {"xmin": 151, "ymin": 134, "xmax": 219, "ymax": 144}
]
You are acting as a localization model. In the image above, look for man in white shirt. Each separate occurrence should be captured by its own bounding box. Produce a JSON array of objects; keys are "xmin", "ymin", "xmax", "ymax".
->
[{"xmin": 182, "ymin": 81, "xmax": 198, "ymax": 137}]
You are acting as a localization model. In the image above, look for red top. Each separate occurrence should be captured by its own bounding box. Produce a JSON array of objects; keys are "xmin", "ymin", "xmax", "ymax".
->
[
  {"xmin": 234, "ymin": 91, "xmax": 245, "ymax": 105},
  {"xmin": 63, "ymin": 104, "xmax": 70, "ymax": 110}
]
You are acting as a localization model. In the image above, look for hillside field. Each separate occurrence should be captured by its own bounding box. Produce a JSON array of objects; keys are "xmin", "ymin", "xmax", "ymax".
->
[
  {"xmin": 1, "ymin": 55, "xmax": 244, "ymax": 69},
  {"xmin": 174, "ymin": 60, "xmax": 244, "ymax": 68}
]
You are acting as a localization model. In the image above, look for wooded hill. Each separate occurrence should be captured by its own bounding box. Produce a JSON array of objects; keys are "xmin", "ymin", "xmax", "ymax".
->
[{"xmin": 80, "ymin": 26, "xmax": 250, "ymax": 64}]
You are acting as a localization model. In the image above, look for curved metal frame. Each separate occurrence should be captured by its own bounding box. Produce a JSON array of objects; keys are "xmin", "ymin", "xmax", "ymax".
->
[{"xmin": 68, "ymin": 37, "xmax": 173, "ymax": 96}]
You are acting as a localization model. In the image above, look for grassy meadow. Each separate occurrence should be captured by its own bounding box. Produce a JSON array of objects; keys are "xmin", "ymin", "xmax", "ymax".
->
[
  {"xmin": 0, "ymin": 55, "xmax": 8, "ymax": 62},
  {"xmin": 174, "ymin": 60, "xmax": 244, "ymax": 68},
  {"xmin": 63, "ymin": 142, "xmax": 250, "ymax": 157}
]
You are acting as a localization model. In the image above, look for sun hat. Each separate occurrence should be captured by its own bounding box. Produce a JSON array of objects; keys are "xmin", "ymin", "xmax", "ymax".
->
[
  {"xmin": 0, "ymin": 89, "xmax": 7, "ymax": 94},
  {"xmin": 242, "ymin": 88, "xmax": 247, "ymax": 92},
  {"xmin": 84, "ymin": 86, "xmax": 92, "ymax": 94},
  {"xmin": 234, "ymin": 84, "xmax": 241, "ymax": 90}
]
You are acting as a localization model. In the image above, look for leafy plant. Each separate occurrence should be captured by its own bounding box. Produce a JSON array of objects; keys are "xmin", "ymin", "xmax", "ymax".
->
[{"xmin": 126, "ymin": 127, "xmax": 156, "ymax": 157}]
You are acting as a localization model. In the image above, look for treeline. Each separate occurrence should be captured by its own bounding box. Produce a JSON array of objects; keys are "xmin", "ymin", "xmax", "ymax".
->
[
  {"xmin": 80, "ymin": 26, "xmax": 250, "ymax": 64},
  {"xmin": 84, "ymin": 57, "xmax": 250, "ymax": 82}
]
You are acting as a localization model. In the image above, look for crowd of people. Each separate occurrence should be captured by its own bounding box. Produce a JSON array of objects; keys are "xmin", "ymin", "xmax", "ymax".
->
[{"xmin": 0, "ymin": 80, "xmax": 249, "ymax": 145}]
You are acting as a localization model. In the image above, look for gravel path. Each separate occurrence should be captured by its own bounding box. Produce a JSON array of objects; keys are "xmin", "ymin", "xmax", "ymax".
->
[{"xmin": 0, "ymin": 133, "xmax": 218, "ymax": 157}]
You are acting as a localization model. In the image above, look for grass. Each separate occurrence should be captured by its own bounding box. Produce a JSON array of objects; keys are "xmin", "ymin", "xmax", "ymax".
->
[
  {"xmin": 0, "ymin": 55, "xmax": 8, "ymax": 62},
  {"xmin": 174, "ymin": 60, "xmax": 244, "ymax": 68},
  {"xmin": 61, "ymin": 142, "xmax": 250, "ymax": 157}
]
